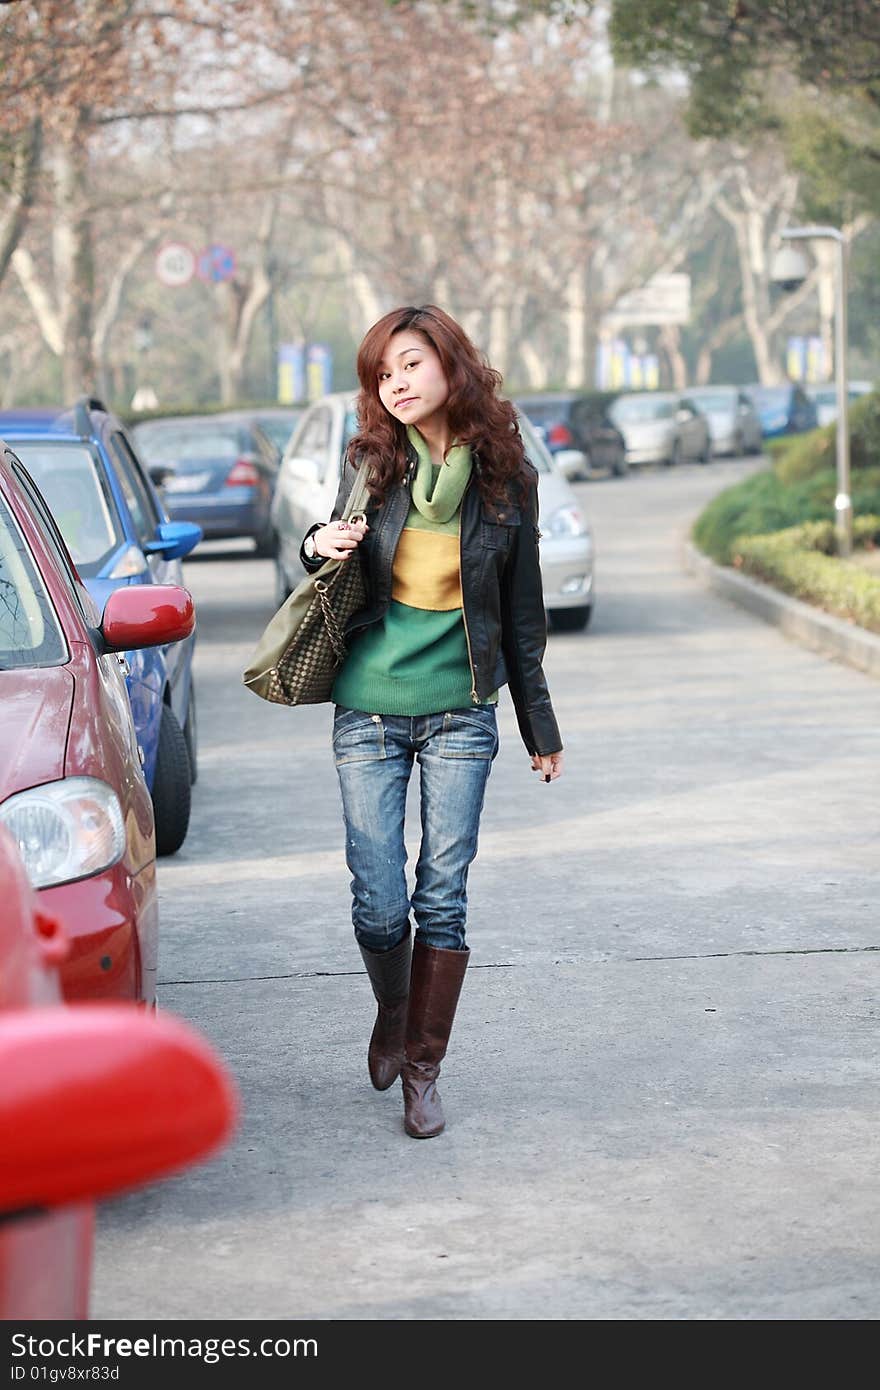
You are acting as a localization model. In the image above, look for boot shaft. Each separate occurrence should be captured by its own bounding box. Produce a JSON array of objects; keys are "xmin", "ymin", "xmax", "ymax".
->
[{"xmin": 405, "ymin": 940, "xmax": 470, "ymax": 1067}]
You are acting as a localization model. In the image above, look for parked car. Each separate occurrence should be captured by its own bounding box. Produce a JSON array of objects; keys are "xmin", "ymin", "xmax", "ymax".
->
[
  {"xmin": 0, "ymin": 824, "xmax": 237, "ymax": 1318},
  {"xmin": 271, "ymin": 392, "xmax": 595, "ymax": 631},
  {"xmin": 237, "ymin": 405, "xmax": 305, "ymax": 454},
  {"xmin": 684, "ymin": 386, "xmax": 764, "ymax": 457},
  {"xmin": 514, "ymin": 391, "xmax": 627, "ymax": 479},
  {"xmin": 132, "ymin": 413, "xmax": 281, "ymax": 555},
  {"xmin": 608, "ymin": 391, "xmax": 712, "ymax": 466},
  {"xmin": 0, "ymin": 439, "xmax": 194, "ymax": 1002},
  {"xmin": 805, "ymin": 380, "xmax": 874, "ymax": 427},
  {"xmin": 0, "ymin": 400, "xmax": 201, "ymax": 855},
  {"xmin": 741, "ymin": 382, "xmax": 819, "ymax": 437}
]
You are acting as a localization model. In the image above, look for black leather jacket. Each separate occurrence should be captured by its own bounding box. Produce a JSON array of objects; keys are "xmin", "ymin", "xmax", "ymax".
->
[{"xmin": 299, "ymin": 442, "xmax": 562, "ymax": 756}]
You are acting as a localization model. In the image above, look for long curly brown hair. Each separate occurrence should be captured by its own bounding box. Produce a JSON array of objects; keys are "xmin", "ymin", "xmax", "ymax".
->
[{"xmin": 347, "ymin": 305, "xmax": 530, "ymax": 507}]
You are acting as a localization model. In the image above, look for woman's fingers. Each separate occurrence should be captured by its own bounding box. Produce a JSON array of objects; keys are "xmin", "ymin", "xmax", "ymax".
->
[{"xmin": 315, "ymin": 520, "xmax": 368, "ymax": 559}]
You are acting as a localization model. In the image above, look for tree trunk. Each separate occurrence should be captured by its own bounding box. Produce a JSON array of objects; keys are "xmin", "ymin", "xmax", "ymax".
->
[
  {"xmin": 695, "ymin": 314, "xmax": 743, "ymax": 383},
  {"xmin": 54, "ymin": 124, "xmax": 97, "ymax": 398},
  {"xmin": 93, "ymin": 229, "xmax": 162, "ymax": 401},
  {"xmin": 658, "ymin": 323, "xmax": 687, "ymax": 388},
  {"xmin": 564, "ymin": 266, "xmax": 587, "ymax": 388},
  {"xmin": 0, "ymin": 119, "xmax": 42, "ymax": 287}
]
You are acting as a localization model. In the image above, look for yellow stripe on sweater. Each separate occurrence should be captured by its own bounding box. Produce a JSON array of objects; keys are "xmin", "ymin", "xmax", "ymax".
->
[{"xmin": 392, "ymin": 528, "xmax": 461, "ymax": 611}]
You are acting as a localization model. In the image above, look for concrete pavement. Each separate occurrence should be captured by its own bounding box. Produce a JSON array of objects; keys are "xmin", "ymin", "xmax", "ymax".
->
[{"xmin": 92, "ymin": 457, "xmax": 880, "ymax": 1320}]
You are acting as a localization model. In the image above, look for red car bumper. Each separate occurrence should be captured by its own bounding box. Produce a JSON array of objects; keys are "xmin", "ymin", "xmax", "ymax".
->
[{"xmin": 40, "ymin": 859, "xmax": 158, "ymax": 1005}]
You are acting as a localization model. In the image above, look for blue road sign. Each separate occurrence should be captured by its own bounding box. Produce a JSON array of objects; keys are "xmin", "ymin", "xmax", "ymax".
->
[{"xmin": 197, "ymin": 244, "xmax": 237, "ymax": 284}]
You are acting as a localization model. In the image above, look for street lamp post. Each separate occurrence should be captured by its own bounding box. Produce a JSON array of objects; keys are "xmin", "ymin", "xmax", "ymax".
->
[{"xmin": 778, "ymin": 225, "xmax": 851, "ymax": 557}]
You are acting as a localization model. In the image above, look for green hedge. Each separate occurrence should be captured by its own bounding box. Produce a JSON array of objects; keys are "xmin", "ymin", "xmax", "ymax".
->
[
  {"xmin": 774, "ymin": 389, "xmax": 880, "ymax": 484},
  {"xmin": 692, "ymin": 465, "xmax": 880, "ymax": 564},
  {"xmin": 734, "ymin": 517, "xmax": 880, "ymax": 634}
]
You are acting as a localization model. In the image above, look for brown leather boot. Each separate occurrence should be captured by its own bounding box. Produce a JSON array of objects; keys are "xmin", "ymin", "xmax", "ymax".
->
[
  {"xmin": 401, "ymin": 940, "xmax": 470, "ymax": 1138},
  {"xmin": 358, "ymin": 929, "xmax": 411, "ymax": 1091}
]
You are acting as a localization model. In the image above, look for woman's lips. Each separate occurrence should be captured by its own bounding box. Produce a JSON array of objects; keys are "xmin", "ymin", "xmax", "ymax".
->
[{"xmin": 396, "ymin": 397, "xmax": 417, "ymax": 409}]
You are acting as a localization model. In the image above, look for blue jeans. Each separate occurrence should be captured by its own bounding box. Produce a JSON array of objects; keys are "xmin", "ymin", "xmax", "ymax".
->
[{"xmin": 333, "ymin": 705, "xmax": 499, "ymax": 953}]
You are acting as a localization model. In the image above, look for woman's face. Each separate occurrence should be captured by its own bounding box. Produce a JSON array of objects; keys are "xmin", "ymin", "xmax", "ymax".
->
[{"xmin": 376, "ymin": 331, "xmax": 449, "ymax": 433}]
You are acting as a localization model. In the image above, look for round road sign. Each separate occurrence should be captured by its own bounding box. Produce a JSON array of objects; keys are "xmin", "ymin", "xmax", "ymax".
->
[
  {"xmin": 197, "ymin": 244, "xmax": 237, "ymax": 284},
  {"xmin": 155, "ymin": 241, "xmax": 196, "ymax": 288}
]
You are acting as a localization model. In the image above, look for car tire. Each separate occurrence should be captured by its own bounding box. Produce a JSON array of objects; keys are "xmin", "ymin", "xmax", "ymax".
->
[
  {"xmin": 699, "ymin": 438, "xmax": 712, "ymax": 464},
  {"xmin": 183, "ymin": 684, "xmax": 198, "ymax": 786},
  {"xmin": 550, "ymin": 604, "xmax": 592, "ymax": 633},
  {"xmin": 254, "ymin": 523, "xmax": 278, "ymax": 559},
  {"xmin": 611, "ymin": 450, "xmax": 628, "ymax": 477},
  {"xmin": 667, "ymin": 440, "xmax": 682, "ymax": 468},
  {"xmin": 274, "ymin": 559, "xmax": 292, "ymax": 608},
  {"xmin": 152, "ymin": 705, "xmax": 192, "ymax": 857}
]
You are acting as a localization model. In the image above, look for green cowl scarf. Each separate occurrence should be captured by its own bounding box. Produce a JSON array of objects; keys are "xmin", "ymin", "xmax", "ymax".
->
[{"xmin": 406, "ymin": 425, "xmax": 472, "ymax": 524}]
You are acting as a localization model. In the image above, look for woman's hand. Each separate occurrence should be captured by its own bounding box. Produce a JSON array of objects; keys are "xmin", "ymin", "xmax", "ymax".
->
[
  {"xmin": 531, "ymin": 751, "xmax": 563, "ymax": 783},
  {"xmin": 313, "ymin": 518, "xmax": 369, "ymax": 560}
]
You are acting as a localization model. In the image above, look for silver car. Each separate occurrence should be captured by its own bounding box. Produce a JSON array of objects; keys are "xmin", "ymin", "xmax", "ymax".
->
[
  {"xmin": 271, "ymin": 392, "xmax": 595, "ymax": 632},
  {"xmin": 609, "ymin": 391, "xmax": 711, "ymax": 466},
  {"xmin": 685, "ymin": 386, "xmax": 763, "ymax": 457}
]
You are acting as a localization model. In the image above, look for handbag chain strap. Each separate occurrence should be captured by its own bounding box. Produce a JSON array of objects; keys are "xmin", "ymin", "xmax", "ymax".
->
[{"xmin": 314, "ymin": 578, "xmax": 348, "ymax": 662}]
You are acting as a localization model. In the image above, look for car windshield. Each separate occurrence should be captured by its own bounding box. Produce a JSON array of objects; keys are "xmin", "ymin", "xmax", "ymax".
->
[
  {"xmin": 690, "ymin": 392, "xmax": 735, "ymax": 411},
  {"xmin": 746, "ymin": 387, "xmax": 789, "ymax": 409},
  {"xmin": 515, "ymin": 400, "xmax": 570, "ymax": 426},
  {"xmin": 0, "ymin": 492, "xmax": 67, "ymax": 669},
  {"xmin": 609, "ymin": 395, "xmax": 675, "ymax": 423},
  {"xmin": 8, "ymin": 442, "xmax": 122, "ymax": 576},
  {"xmin": 515, "ymin": 412, "xmax": 550, "ymax": 473},
  {"xmin": 134, "ymin": 423, "xmax": 244, "ymax": 463},
  {"xmin": 257, "ymin": 414, "xmax": 302, "ymax": 451},
  {"xmin": 343, "ymin": 409, "xmax": 359, "ymax": 456}
]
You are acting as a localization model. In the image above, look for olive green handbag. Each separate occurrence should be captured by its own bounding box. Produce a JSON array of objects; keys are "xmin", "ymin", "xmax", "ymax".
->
[{"xmin": 242, "ymin": 462, "xmax": 371, "ymax": 705}]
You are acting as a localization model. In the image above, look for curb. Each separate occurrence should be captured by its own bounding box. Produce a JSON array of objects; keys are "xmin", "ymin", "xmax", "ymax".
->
[{"xmin": 682, "ymin": 539, "xmax": 880, "ymax": 680}]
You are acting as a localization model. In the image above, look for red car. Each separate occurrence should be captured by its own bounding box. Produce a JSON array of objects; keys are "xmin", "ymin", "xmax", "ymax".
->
[
  {"xmin": 0, "ymin": 441, "xmax": 193, "ymax": 1003},
  {"xmin": 0, "ymin": 825, "xmax": 237, "ymax": 1318}
]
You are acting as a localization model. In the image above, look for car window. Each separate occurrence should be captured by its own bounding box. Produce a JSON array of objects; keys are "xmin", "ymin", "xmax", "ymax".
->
[
  {"xmin": 515, "ymin": 400, "xmax": 570, "ymax": 426},
  {"xmin": 747, "ymin": 386, "xmax": 788, "ymax": 409},
  {"xmin": 692, "ymin": 392, "xmax": 735, "ymax": 411},
  {"xmin": 0, "ymin": 490, "xmax": 68, "ymax": 668},
  {"xmin": 134, "ymin": 423, "xmax": 240, "ymax": 463},
  {"xmin": 295, "ymin": 406, "xmax": 334, "ymax": 480},
  {"xmin": 108, "ymin": 433, "xmax": 162, "ymax": 545},
  {"xmin": 610, "ymin": 395, "xmax": 675, "ymax": 423},
  {"xmin": 257, "ymin": 414, "xmax": 302, "ymax": 452},
  {"xmin": 7, "ymin": 441, "xmax": 122, "ymax": 576},
  {"xmin": 514, "ymin": 411, "xmax": 550, "ymax": 474}
]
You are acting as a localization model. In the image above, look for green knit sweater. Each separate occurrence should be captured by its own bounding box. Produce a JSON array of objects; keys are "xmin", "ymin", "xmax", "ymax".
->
[{"xmin": 331, "ymin": 437, "xmax": 497, "ymax": 715}]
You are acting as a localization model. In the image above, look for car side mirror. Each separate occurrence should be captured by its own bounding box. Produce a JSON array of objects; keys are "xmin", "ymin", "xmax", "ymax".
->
[
  {"xmin": 144, "ymin": 520, "xmax": 203, "ymax": 560},
  {"xmin": 100, "ymin": 584, "xmax": 195, "ymax": 651},
  {"xmin": 148, "ymin": 465, "xmax": 176, "ymax": 488},
  {"xmin": 0, "ymin": 1005, "xmax": 237, "ymax": 1215}
]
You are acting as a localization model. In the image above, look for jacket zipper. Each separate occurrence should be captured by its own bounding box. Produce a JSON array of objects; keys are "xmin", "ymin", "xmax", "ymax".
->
[{"xmin": 460, "ymin": 486, "xmax": 478, "ymax": 703}]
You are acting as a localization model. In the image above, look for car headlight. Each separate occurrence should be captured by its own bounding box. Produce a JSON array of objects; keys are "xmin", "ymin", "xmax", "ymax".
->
[
  {"xmin": 0, "ymin": 778, "xmax": 125, "ymax": 889},
  {"xmin": 545, "ymin": 504, "xmax": 588, "ymax": 538}
]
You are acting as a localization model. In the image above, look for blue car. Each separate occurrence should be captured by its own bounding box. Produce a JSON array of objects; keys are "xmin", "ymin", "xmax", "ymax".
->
[
  {"xmin": 0, "ymin": 398, "xmax": 202, "ymax": 855},
  {"xmin": 742, "ymin": 383, "xmax": 819, "ymax": 438},
  {"xmin": 132, "ymin": 413, "xmax": 281, "ymax": 555}
]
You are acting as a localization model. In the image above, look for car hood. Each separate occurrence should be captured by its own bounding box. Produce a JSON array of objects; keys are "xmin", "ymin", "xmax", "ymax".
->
[{"xmin": 0, "ymin": 668, "xmax": 73, "ymax": 798}]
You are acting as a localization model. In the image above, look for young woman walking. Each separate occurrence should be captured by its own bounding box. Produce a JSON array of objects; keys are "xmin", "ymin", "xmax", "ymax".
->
[{"xmin": 299, "ymin": 305, "xmax": 563, "ymax": 1138}]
